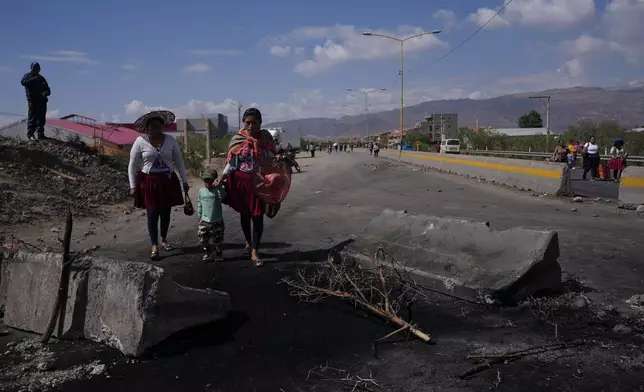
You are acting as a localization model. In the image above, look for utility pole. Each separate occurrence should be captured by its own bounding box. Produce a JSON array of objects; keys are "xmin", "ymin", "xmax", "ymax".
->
[
  {"xmin": 346, "ymin": 88, "xmax": 386, "ymax": 144},
  {"xmin": 204, "ymin": 114, "xmax": 211, "ymax": 163},
  {"xmin": 528, "ymin": 95, "xmax": 551, "ymax": 152},
  {"xmin": 236, "ymin": 102, "xmax": 243, "ymax": 131}
]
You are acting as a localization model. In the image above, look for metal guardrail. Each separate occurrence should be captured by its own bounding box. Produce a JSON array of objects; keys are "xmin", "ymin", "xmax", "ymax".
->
[{"xmin": 459, "ymin": 149, "xmax": 644, "ymax": 164}]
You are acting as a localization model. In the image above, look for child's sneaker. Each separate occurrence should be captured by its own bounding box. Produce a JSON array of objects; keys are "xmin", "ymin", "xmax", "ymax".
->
[{"xmin": 202, "ymin": 253, "xmax": 213, "ymax": 262}]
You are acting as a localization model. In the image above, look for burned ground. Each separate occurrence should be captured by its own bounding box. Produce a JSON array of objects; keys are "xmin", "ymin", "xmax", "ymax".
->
[{"xmin": 2, "ymin": 152, "xmax": 644, "ymax": 391}]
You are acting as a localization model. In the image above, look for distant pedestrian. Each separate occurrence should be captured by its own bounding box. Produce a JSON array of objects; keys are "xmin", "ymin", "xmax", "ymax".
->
[
  {"xmin": 373, "ymin": 143, "xmax": 380, "ymax": 158},
  {"xmin": 20, "ymin": 62, "xmax": 51, "ymax": 141},
  {"xmin": 197, "ymin": 165, "xmax": 226, "ymax": 262},
  {"xmin": 609, "ymin": 138, "xmax": 627, "ymax": 181},
  {"xmin": 350, "ymin": 144, "xmax": 354, "ymax": 152},
  {"xmin": 582, "ymin": 136, "xmax": 599, "ymax": 181},
  {"xmin": 128, "ymin": 110, "xmax": 190, "ymax": 260}
]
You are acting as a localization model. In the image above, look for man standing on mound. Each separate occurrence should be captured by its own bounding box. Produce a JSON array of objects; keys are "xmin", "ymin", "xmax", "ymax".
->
[{"xmin": 20, "ymin": 62, "xmax": 51, "ymax": 141}]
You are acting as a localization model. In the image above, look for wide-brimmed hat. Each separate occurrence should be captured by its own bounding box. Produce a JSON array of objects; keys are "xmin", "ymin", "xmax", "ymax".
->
[{"xmin": 134, "ymin": 110, "xmax": 176, "ymax": 132}]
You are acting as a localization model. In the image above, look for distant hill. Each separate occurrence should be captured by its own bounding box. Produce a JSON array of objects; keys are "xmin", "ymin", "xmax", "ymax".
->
[{"xmin": 265, "ymin": 86, "xmax": 644, "ymax": 138}]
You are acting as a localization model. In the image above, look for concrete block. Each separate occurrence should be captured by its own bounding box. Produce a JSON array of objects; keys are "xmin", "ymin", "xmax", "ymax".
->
[
  {"xmin": 340, "ymin": 209, "xmax": 561, "ymax": 304},
  {"xmin": 1, "ymin": 252, "xmax": 230, "ymax": 356},
  {"xmin": 619, "ymin": 166, "xmax": 644, "ymax": 206}
]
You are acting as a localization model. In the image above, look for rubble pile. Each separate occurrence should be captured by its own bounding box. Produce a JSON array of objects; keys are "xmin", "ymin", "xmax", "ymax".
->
[{"xmin": 0, "ymin": 137, "xmax": 129, "ymax": 224}]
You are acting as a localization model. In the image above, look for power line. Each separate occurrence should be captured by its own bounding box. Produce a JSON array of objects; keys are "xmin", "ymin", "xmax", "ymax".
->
[{"xmin": 408, "ymin": 0, "xmax": 515, "ymax": 73}]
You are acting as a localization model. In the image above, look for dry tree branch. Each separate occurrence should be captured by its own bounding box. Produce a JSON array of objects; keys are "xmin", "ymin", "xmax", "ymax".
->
[
  {"xmin": 459, "ymin": 340, "xmax": 586, "ymax": 379},
  {"xmin": 281, "ymin": 247, "xmax": 432, "ymax": 350}
]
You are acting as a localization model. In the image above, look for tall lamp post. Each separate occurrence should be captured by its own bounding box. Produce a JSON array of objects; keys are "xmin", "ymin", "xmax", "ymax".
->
[
  {"xmin": 347, "ymin": 88, "xmax": 386, "ymax": 144},
  {"xmin": 528, "ymin": 95, "xmax": 551, "ymax": 152},
  {"xmin": 362, "ymin": 30, "xmax": 441, "ymax": 158}
]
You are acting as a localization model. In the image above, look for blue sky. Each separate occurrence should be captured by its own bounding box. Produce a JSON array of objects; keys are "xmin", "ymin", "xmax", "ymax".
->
[{"xmin": 0, "ymin": 0, "xmax": 642, "ymax": 126}]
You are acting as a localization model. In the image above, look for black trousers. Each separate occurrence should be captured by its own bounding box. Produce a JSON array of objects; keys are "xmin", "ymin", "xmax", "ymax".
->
[{"xmin": 27, "ymin": 101, "xmax": 47, "ymax": 138}]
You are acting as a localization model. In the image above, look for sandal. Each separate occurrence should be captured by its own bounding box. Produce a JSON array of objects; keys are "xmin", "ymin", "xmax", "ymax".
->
[
  {"xmin": 160, "ymin": 242, "xmax": 173, "ymax": 251},
  {"xmin": 243, "ymin": 246, "xmax": 252, "ymax": 256},
  {"xmin": 150, "ymin": 246, "xmax": 160, "ymax": 260},
  {"xmin": 253, "ymin": 258, "xmax": 264, "ymax": 267}
]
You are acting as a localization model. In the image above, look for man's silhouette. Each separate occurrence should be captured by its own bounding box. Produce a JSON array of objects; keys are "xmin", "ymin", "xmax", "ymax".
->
[{"xmin": 21, "ymin": 62, "xmax": 51, "ymax": 140}]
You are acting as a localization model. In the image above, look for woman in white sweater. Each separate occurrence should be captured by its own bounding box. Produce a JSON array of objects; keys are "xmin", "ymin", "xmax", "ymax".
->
[{"xmin": 128, "ymin": 110, "xmax": 189, "ymax": 260}]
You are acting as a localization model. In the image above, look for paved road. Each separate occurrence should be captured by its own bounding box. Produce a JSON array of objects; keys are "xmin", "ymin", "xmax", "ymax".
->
[{"xmin": 50, "ymin": 152, "xmax": 644, "ymax": 391}]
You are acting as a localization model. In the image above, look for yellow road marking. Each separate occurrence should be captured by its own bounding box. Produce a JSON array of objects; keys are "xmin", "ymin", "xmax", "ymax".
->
[{"xmin": 379, "ymin": 150, "xmax": 561, "ymax": 179}]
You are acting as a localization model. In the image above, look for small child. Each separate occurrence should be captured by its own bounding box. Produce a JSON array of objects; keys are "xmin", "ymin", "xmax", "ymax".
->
[{"xmin": 197, "ymin": 166, "xmax": 226, "ymax": 262}]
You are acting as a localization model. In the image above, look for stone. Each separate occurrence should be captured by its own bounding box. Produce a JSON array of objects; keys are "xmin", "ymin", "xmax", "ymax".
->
[
  {"xmin": 573, "ymin": 196, "xmax": 584, "ymax": 203},
  {"xmin": 636, "ymin": 205, "xmax": 644, "ymax": 214},
  {"xmin": 613, "ymin": 324, "xmax": 633, "ymax": 334},
  {"xmin": 1, "ymin": 252, "xmax": 230, "ymax": 356},
  {"xmin": 340, "ymin": 209, "xmax": 561, "ymax": 304}
]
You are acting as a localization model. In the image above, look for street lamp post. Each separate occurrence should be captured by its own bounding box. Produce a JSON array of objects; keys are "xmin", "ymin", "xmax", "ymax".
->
[
  {"xmin": 362, "ymin": 30, "xmax": 441, "ymax": 158},
  {"xmin": 346, "ymin": 88, "xmax": 386, "ymax": 144},
  {"xmin": 528, "ymin": 95, "xmax": 551, "ymax": 153}
]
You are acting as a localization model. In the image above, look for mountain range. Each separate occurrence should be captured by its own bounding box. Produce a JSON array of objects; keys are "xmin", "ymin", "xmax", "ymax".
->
[{"xmin": 264, "ymin": 86, "xmax": 644, "ymax": 139}]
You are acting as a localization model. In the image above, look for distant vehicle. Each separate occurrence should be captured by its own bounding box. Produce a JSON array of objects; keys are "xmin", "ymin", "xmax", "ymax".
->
[
  {"xmin": 440, "ymin": 139, "xmax": 461, "ymax": 154},
  {"xmin": 265, "ymin": 127, "xmax": 301, "ymax": 152}
]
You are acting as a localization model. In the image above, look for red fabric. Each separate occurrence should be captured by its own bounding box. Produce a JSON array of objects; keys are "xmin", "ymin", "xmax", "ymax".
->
[
  {"xmin": 253, "ymin": 159, "xmax": 292, "ymax": 204},
  {"xmin": 608, "ymin": 157, "xmax": 626, "ymax": 171},
  {"xmin": 134, "ymin": 171, "xmax": 184, "ymax": 210},
  {"xmin": 227, "ymin": 130, "xmax": 277, "ymax": 163},
  {"xmin": 225, "ymin": 171, "xmax": 264, "ymax": 216}
]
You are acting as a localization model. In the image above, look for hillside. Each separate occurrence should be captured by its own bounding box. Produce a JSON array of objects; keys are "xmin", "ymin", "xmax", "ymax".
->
[{"xmin": 265, "ymin": 86, "xmax": 644, "ymax": 138}]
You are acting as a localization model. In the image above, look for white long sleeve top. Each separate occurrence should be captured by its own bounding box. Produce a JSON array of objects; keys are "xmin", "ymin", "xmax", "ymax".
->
[{"xmin": 128, "ymin": 135, "xmax": 188, "ymax": 189}]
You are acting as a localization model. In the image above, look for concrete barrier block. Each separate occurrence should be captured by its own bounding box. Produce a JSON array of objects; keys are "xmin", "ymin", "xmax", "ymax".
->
[
  {"xmin": 340, "ymin": 209, "xmax": 561, "ymax": 304},
  {"xmin": 619, "ymin": 166, "xmax": 644, "ymax": 207},
  {"xmin": 1, "ymin": 252, "xmax": 230, "ymax": 356}
]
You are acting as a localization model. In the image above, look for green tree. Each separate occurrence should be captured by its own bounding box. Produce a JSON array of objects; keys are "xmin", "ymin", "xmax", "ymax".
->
[{"xmin": 518, "ymin": 109, "xmax": 544, "ymax": 128}]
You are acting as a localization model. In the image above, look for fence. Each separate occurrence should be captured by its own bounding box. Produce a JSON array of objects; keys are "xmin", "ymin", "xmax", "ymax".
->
[{"xmin": 459, "ymin": 149, "xmax": 644, "ymax": 165}]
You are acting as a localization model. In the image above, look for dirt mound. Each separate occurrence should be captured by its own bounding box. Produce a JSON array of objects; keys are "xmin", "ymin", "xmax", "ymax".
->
[{"xmin": 0, "ymin": 137, "xmax": 129, "ymax": 225}]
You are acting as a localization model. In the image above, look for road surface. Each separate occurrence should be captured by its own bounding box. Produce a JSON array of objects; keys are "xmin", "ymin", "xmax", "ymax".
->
[{"xmin": 9, "ymin": 152, "xmax": 644, "ymax": 392}]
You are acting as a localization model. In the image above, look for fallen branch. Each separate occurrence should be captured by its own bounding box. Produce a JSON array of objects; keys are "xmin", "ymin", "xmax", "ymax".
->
[
  {"xmin": 459, "ymin": 340, "xmax": 586, "ymax": 379},
  {"xmin": 41, "ymin": 210, "xmax": 73, "ymax": 344},
  {"xmin": 281, "ymin": 250, "xmax": 431, "ymax": 349},
  {"xmin": 42, "ymin": 166, "xmax": 77, "ymax": 181}
]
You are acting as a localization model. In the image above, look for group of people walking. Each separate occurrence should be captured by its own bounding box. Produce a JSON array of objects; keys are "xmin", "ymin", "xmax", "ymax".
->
[
  {"xmin": 127, "ymin": 108, "xmax": 289, "ymax": 266},
  {"xmin": 552, "ymin": 137, "xmax": 627, "ymax": 181}
]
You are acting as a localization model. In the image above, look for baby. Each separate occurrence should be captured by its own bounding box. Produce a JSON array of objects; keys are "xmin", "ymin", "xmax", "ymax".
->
[{"xmin": 197, "ymin": 165, "xmax": 226, "ymax": 262}]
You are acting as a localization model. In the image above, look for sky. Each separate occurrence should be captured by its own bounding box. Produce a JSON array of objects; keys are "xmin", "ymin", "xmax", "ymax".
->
[{"xmin": 0, "ymin": 0, "xmax": 643, "ymax": 127}]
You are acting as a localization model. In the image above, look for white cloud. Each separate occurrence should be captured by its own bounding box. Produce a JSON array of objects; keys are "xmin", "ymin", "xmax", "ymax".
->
[
  {"xmin": 183, "ymin": 63, "xmax": 212, "ymax": 73},
  {"xmin": 272, "ymin": 24, "xmax": 447, "ymax": 76},
  {"xmin": 628, "ymin": 80, "xmax": 643, "ymax": 88},
  {"xmin": 187, "ymin": 49, "xmax": 242, "ymax": 56},
  {"xmin": 269, "ymin": 45, "xmax": 292, "ymax": 57},
  {"xmin": 433, "ymin": 9, "xmax": 457, "ymax": 32},
  {"xmin": 294, "ymin": 47, "xmax": 305, "ymax": 55},
  {"xmin": 563, "ymin": 58, "xmax": 583, "ymax": 78},
  {"xmin": 601, "ymin": 0, "xmax": 644, "ymax": 63},
  {"xmin": 120, "ymin": 64, "xmax": 138, "ymax": 71},
  {"xmin": 469, "ymin": 0, "xmax": 595, "ymax": 29},
  {"xmin": 559, "ymin": 0, "xmax": 644, "ymax": 77},
  {"xmin": 468, "ymin": 8, "xmax": 510, "ymax": 28},
  {"xmin": 46, "ymin": 109, "xmax": 60, "ymax": 119},
  {"xmin": 24, "ymin": 50, "xmax": 98, "ymax": 64}
]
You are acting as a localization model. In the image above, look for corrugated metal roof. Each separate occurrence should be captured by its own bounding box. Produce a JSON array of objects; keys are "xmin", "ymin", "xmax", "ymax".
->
[{"xmin": 46, "ymin": 119, "xmax": 140, "ymax": 145}]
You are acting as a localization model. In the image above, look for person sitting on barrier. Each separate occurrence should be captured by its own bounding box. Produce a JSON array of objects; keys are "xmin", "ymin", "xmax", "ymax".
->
[
  {"xmin": 609, "ymin": 138, "xmax": 627, "ymax": 181},
  {"xmin": 552, "ymin": 139, "xmax": 568, "ymax": 163},
  {"xmin": 582, "ymin": 136, "xmax": 600, "ymax": 181}
]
